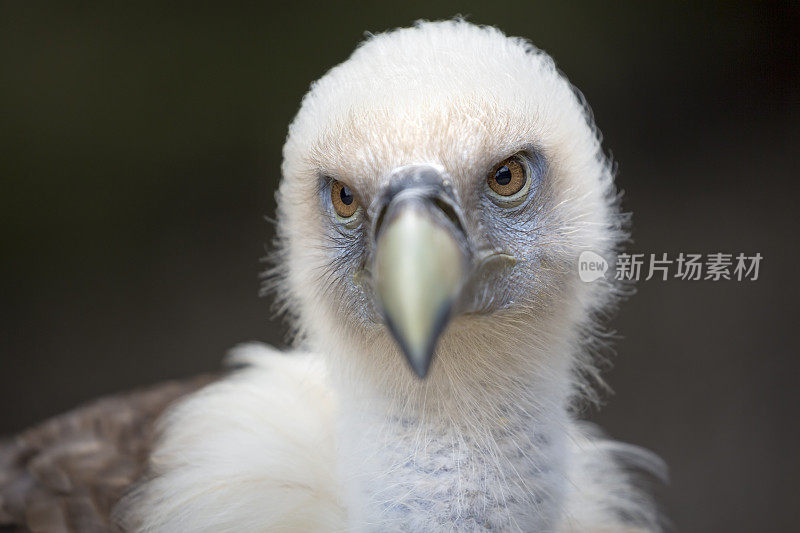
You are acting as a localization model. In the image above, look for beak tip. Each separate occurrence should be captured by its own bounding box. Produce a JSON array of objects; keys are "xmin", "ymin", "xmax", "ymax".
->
[
  {"xmin": 405, "ymin": 348, "xmax": 433, "ymax": 379},
  {"xmin": 384, "ymin": 315, "xmax": 435, "ymax": 379},
  {"xmin": 383, "ymin": 300, "xmax": 455, "ymax": 379}
]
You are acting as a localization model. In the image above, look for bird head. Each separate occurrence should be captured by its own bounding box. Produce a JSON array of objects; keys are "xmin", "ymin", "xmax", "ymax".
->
[{"xmin": 274, "ymin": 21, "xmax": 625, "ymax": 402}]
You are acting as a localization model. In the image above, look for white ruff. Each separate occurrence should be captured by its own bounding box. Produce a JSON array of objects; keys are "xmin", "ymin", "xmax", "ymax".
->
[{"xmin": 116, "ymin": 344, "xmax": 662, "ymax": 532}]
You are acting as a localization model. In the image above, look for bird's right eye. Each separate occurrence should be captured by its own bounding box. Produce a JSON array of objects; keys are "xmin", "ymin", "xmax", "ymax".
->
[{"xmin": 330, "ymin": 179, "xmax": 361, "ymax": 227}]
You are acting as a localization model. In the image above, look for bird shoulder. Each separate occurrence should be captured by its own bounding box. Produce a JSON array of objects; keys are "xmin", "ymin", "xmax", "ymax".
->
[
  {"xmin": 114, "ymin": 343, "xmax": 345, "ymax": 532},
  {"xmin": 0, "ymin": 374, "xmax": 213, "ymax": 532}
]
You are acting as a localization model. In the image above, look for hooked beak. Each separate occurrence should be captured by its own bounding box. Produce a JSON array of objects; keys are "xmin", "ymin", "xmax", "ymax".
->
[{"xmin": 373, "ymin": 167, "xmax": 469, "ymax": 378}]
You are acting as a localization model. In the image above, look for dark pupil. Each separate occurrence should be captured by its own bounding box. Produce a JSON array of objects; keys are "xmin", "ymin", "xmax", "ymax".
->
[
  {"xmin": 339, "ymin": 185, "xmax": 354, "ymax": 206},
  {"xmin": 494, "ymin": 166, "xmax": 512, "ymax": 186}
]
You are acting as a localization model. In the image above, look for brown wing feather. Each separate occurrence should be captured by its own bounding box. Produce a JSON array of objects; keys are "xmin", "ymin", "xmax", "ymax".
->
[{"xmin": 0, "ymin": 376, "xmax": 215, "ymax": 532}]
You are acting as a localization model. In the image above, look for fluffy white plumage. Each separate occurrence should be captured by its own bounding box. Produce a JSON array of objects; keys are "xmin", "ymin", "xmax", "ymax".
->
[{"xmin": 117, "ymin": 20, "xmax": 663, "ymax": 532}]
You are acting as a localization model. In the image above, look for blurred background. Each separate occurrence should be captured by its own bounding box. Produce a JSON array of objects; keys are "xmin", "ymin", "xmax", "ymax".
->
[{"xmin": 1, "ymin": 2, "xmax": 798, "ymax": 531}]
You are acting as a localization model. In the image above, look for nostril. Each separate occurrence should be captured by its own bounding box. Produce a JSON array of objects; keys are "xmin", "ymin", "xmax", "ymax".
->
[
  {"xmin": 433, "ymin": 198, "xmax": 465, "ymax": 236},
  {"xmin": 374, "ymin": 203, "xmax": 389, "ymax": 239}
]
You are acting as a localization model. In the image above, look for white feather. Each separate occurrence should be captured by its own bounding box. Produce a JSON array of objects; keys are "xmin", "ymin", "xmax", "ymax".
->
[{"xmin": 117, "ymin": 345, "xmax": 343, "ymax": 532}]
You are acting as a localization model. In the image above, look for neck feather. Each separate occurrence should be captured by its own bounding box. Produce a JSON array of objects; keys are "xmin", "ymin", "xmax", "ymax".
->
[{"xmin": 331, "ymin": 349, "xmax": 573, "ymax": 531}]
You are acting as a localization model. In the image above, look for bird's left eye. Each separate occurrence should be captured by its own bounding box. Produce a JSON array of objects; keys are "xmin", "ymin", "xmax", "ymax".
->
[
  {"xmin": 330, "ymin": 179, "xmax": 362, "ymax": 227},
  {"xmin": 486, "ymin": 155, "xmax": 532, "ymax": 207}
]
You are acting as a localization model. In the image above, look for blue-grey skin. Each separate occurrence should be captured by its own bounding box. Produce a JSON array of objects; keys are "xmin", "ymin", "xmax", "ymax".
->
[{"xmin": 314, "ymin": 147, "xmax": 561, "ymax": 376}]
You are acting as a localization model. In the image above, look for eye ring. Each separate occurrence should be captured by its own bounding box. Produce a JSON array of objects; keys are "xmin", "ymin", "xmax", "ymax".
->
[
  {"xmin": 486, "ymin": 155, "xmax": 532, "ymax": 207},
  {"xmin": 330, "ymin": 179, "xmax": 362, "ymax": 227}
]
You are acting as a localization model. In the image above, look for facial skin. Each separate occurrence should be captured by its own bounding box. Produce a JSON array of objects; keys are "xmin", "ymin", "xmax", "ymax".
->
[
  {"xmin": 314, "ymin": 146, "xmax": 557, "ymax": 374},
  {"xmin": 321, "ymin": 146, "xmax": 550, "ymax": 308}
]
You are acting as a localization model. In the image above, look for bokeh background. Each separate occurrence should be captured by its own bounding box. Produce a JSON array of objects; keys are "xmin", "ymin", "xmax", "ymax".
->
[{"xmin": 2, "ymin": 2, "xmax": 798, "ymax": 531}]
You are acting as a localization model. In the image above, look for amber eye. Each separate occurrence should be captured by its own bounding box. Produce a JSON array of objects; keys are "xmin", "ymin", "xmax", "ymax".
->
[
  {"xmin": 330, "ymin": 179, "xmax": 360, "ymax": 219},
  {"xmin": 488, "ymin": 156, "xmax": 528, "ymax": 196},
  {"xmin": 486, "ymin": 155, "xmax": 532, "ymax": 207}
]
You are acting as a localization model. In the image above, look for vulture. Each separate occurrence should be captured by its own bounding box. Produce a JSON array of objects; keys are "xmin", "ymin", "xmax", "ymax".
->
[{"xmin": 0, "ymin": 20, "xmax": 664, "ymax": 532}]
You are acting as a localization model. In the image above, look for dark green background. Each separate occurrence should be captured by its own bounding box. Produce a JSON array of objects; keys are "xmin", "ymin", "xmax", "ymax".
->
[{"xmin": 2, "ymin": 3, "xmax": 798, "ymax": 531}]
